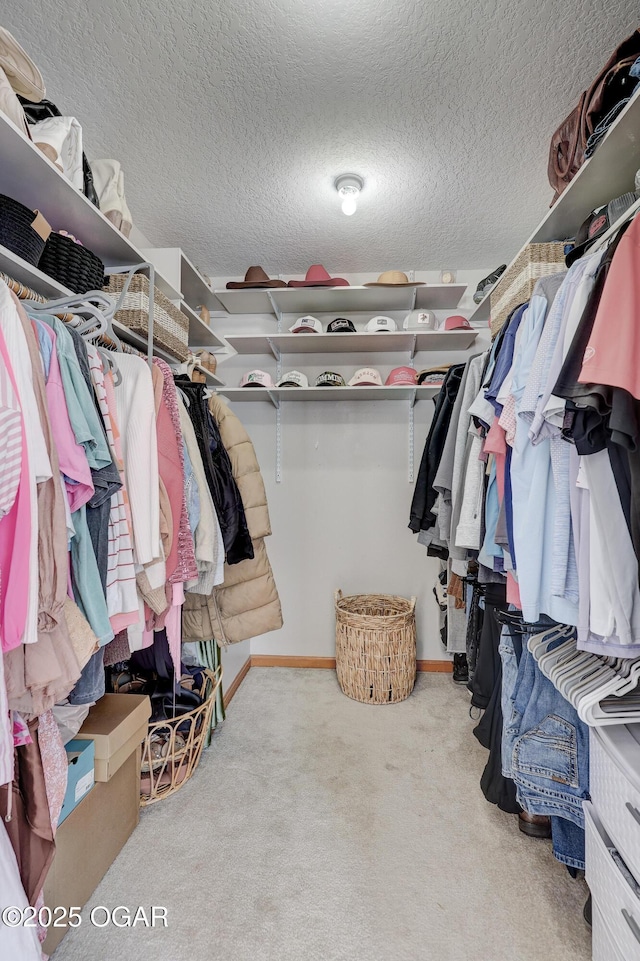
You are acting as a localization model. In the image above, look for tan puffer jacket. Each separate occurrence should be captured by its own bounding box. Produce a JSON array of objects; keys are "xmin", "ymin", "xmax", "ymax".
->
[{"xmin": 182, "ymin": 395, "xmax": 283, "ymax": 645}]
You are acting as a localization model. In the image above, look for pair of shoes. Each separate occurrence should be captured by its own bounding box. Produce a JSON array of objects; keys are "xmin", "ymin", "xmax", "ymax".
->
[
  {"xmin": 518, "ymin": 810, "xmax": 552, "ymax": 839},
  {"xmin": 473, "ymin": 264, "xmax": 507, "ymax": 304},
  {"xmin": 452, "ymin": 653, "xmax": 469, "ymax": 684}
]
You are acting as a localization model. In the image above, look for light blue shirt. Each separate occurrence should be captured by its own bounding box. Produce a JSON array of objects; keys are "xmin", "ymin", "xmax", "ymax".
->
[{"xmin": 509, "ymin": 273, "xmax": 579, "ymax": 625}]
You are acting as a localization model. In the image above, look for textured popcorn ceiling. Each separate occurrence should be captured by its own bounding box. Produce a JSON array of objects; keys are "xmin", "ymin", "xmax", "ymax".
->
[{"xmin": 6, "ymin": 2, "xmax": 639, "ymax": 275}]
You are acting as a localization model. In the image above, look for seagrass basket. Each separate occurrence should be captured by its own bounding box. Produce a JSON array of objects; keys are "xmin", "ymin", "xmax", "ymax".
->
[
  {"xmin": 335, "ymin": 591, "xmax": 416, "ymax": 704},
  {"xmin": 490, "ymin": 242, "xmax": 566, "ymax": 336},
  {"xmin": 140, "ymin": 665, "xmax": 222, "ymax": 805},
  {"xmin": 104, "ymin": 273, "xmax": 189, "ymax": 361}
]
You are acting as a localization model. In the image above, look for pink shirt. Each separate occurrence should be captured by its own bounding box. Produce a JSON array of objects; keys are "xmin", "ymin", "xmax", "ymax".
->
[
  {"xmin": 578, "ymin": 214, "xmax": 640, "ymax": 397},
  {"xmin": 38, "ymin": 324, "xmax": 94, "ymax": 512},
  {"xmin": 0, "ymin": 322, "xmax": 30, "ymax": 654}
]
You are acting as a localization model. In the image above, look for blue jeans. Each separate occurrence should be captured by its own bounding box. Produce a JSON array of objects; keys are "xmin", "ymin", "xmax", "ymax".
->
[
  {"xmin": 499, "ymin": 626, "xmax": 518, "ymax": 779},
  {"xmin": 510, "ymin": 627, "xmax": 589, "ymax": 870}
]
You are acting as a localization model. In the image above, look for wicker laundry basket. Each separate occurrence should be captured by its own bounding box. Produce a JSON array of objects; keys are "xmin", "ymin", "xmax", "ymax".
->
[
  {"xmin": 140, "ymin": 666, "xmax": 222, "ymax": 805},
  {"xmin": 490, "ymin": 242, "xmax": 567, "ymax": 336},
  {"xmin": 335, "ymin": 591, "xmax": 417, "ymax": 704},
  {"xmin": 104, "ymin": 273, "xmax": 189, "ymax": 361}
]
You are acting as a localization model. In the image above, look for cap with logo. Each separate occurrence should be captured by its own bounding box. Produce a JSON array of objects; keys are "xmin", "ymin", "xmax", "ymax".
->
[
  {"xmin": 276, "ymin": 370, "xmax": 308, "ymax": 388},
  {"xmin": 315, "ymin": 371, "xmax": 346, "ymax": 387},
  {"xmin": 403, "ymin": 312, "xmax": 436, "ymax": 330},
  {"xmin": 417, "ymin": 365, "xmax": 451, "ymax": 385},
  {"xmin": 240, "ymin": 369, "xmax": 275, "ymax": 388},
  {"xmin": 385, "ymin": 366, "xmax": 418, "ymax": 386},
  {"xmin": 566, "ymin": 190, "xmax": 638, "ymax": 267},
  {"xmin": 327, "ymin": 317, "xmax": 357, "ymax": 333},
  {"xmin": 348, "ymin": 367, "xmax": 383, "ymax": 387},
  {"xmin": 289, "ymin": 315, "xmax": 323, "ymax": 334},
  {"xmin": 365, "ymin": 315, "xmax": 397, "ymax": 332},
  {"xmin": 443, "ymin": 315, "xmax": 472, "ymax": 331}
]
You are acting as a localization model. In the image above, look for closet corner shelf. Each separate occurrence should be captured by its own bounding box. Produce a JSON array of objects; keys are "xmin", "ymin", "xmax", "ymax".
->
[
  {"xmin": 180, "ymin": 251, "xmax": 223, "ymax": 312},
  {"xmin": 225, "ymin": 330, "xmax": 477, "ymax": 358},
  {"xmin": 0, "ymin": 114, "xmax": 180, "ymax": 299},
  {"xmin": 214, "ymin": 283, "xmax": 467, "ymax": 317},
  {"xmin": 217, "ymin": 385, "xmax": 440, "ymax": 406},
  {"xmin": 179, "ymin": 301, "xmax": 227, "ymax": 351},
  {"xmin": 141, "ymin": 247, "xmax": 224, "ymax": 312},
  {"xmin": 470, "ymin": 90, "xmax": 640, "ymax": 325}
]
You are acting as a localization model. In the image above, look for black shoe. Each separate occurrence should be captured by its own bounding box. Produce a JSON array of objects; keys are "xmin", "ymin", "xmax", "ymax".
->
[
  {"xmin": 452, "ymin": 653, "xmax": 469, "ymax": 684},
  {"xmin": 473, "ymin": 264, "xmax": 507, "ymax": 304}
]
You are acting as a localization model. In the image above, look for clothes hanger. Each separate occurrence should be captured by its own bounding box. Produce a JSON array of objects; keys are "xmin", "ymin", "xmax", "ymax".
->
[{"xmin": 96, "ymin": 346, "xmax": 122, "ymax": 388}]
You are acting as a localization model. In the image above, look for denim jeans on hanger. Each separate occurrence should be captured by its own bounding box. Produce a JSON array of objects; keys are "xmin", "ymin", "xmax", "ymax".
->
[
  {"xmin": 501, "ymin": 613, "xmax": 557, "ymax": 780},
  {"xmin": 509, "ymin": 626, "xmax": 589, "ymax": 870},
  {"xmin": 499, "ymin": 626, "xmax": 518, "ymax": 780}
]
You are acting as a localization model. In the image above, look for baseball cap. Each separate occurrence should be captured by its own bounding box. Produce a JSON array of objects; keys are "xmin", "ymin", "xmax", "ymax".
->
[
  {"xmin": 240, "ymin": 369, "xmax": 274, "ymax": 388},
  {"xmin": 276, "ymin": 370, "xmax": 308, "ymax": 388},
  {"xmin": 385, "ymin": 366, "xmax": 418, "ymax": 386},
  {"xmin": 565, "ymin": 190, "xmax": 638, "ymax": 266},
  {"xmin": 443, "ymin": 315, "xmax": 472, "ymax": 331},
  {"xmin": 289, "ymin": 315, "xmax": 322, "ymax": 334},
  {"xmin": 327, "ymin": 317, "xmax": 357, "ymax": 333},
  {"xmin": 365, "ymin": 316, "xmax": 397, "ymax": 332},
  {"xmin": 403, "ymin": 312, "xmax": 436, "ymax": 330},
  {"xmin": 417, "ymin": 365, "xmax": 451, "ymax": 385},
  {"xmin": 348, "ymin": 367, "xmax": 383, "ymax": 387},
  {"xmin": 316, "ymin": 371, "xmax": 346, "ymax": 387}
]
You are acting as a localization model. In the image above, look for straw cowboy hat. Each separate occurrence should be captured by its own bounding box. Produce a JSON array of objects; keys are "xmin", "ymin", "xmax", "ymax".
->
[{"xmin": 364, "ymin": 270, "xmax": 424, "ymax": 287}]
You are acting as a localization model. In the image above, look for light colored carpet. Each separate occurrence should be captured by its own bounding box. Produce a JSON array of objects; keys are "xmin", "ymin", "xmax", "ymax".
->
[{"xmin": 52, "ymin": 669, "xmax": 591, "ymax": 961}]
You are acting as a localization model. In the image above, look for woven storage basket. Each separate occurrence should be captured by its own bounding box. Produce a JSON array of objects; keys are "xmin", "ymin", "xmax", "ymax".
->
[
  {"xmin": 335, "ymin": 590, "xmax": 417, "ymax": 704},
  {"xmin": 0, "ymin": 195, "xmax": 50, "ymax": 266},
  {"xmin": 104, "ymin": 273, "xmax": 189, "ymax": 361},
  {"xmin": 140, "ymin": 666, "xmax": 222, "ymax": 805},
  {"xmin": 490, "ymin": 242, "xmax": 566, "ymax": 336},
  {"xmin": 39, "ymin": 231, "xmax": 105, "ymax": 294}
]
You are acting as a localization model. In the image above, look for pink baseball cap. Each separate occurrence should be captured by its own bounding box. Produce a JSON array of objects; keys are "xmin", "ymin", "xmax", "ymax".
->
[
  {"xmin": 240, "ymin": 369, "xmax": 274, "ymax": 388},
  {"xmin": 385, "ymin": 366, "xmax": 418, "ymax": 386},
  {"xmin": 443, "ymin": 315, "xmax": 472, "ymax": 330}
]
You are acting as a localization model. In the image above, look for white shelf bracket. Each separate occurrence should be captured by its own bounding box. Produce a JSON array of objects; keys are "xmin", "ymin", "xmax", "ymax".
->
[
  {"xmin": 409, "ymin": 333, "xmax": 417, "ymax": 361},
  {"xmin": 275, "ymin": 405, "xmax": 282, "ymax": 483},
  {"xmin": 266, "ymin": 337, "xmax": 281, "ymax": 361},
  {"xmin": 267, "ymin": 290, "xmax": 283, "ymax": 329},
  {"xmin": 408, "ymin": 391, "xmax": 416, "ymax": 483}
]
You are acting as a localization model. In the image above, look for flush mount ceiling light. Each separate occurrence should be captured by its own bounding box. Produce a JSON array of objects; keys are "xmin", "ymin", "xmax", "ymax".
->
[{"xmin": 335, "ymin": 174, "xmax": 364, "ymax": 216}]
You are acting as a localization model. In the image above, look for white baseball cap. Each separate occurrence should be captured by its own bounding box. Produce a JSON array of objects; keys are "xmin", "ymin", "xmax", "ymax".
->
[
  {"xmin": 240, "ymin": 369, "xmax": 274, "ymax": 388},
  {"xmin": 365, "ymin": 315, "xmax": 397, "ymax": 332},
  {"xmin": 403, "ymin": 311, "xmax": 436, "ymax": 330},
  {"xmin": 348, "ymin": 367, "xmax": 383, "ymax": 386},
  {"xmin": 289, "ymin": 315, "xmax": 322, "ymax": 334},
  {"xmin": 276, "ymin": 370, "xmax": 309, "ymax": 388}
]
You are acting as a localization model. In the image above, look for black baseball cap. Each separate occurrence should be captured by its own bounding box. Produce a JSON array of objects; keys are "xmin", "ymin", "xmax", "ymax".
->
[
  {"xmin": 327, "ymin": 317, "xmax": 356, "ymax": 333},
  {"xmin": 315, "ymin": 371, "xmax": 346, "ymax": 387},
  {"xmin": 566, "ymin": 190, "xmax": 637, "ymax": 266}
]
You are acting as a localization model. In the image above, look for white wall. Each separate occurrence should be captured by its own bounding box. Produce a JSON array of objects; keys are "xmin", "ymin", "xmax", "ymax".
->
[
  {"xmin": 221, "ymin": 640, "xmax": 251, "ymax": 688},
  {"xmin": 212, "ymin": 270, "xmax": 492, "ymax": 663}
]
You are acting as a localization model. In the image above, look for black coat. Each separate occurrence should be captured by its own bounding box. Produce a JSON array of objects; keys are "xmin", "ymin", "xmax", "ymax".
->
[
  {"xmin": 409, "ymin": 364, "xmax": 465, "ymax": 534},
  {"xmin": 177, "ymin": 380, "xmax": 254, "ymax": 566}
]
